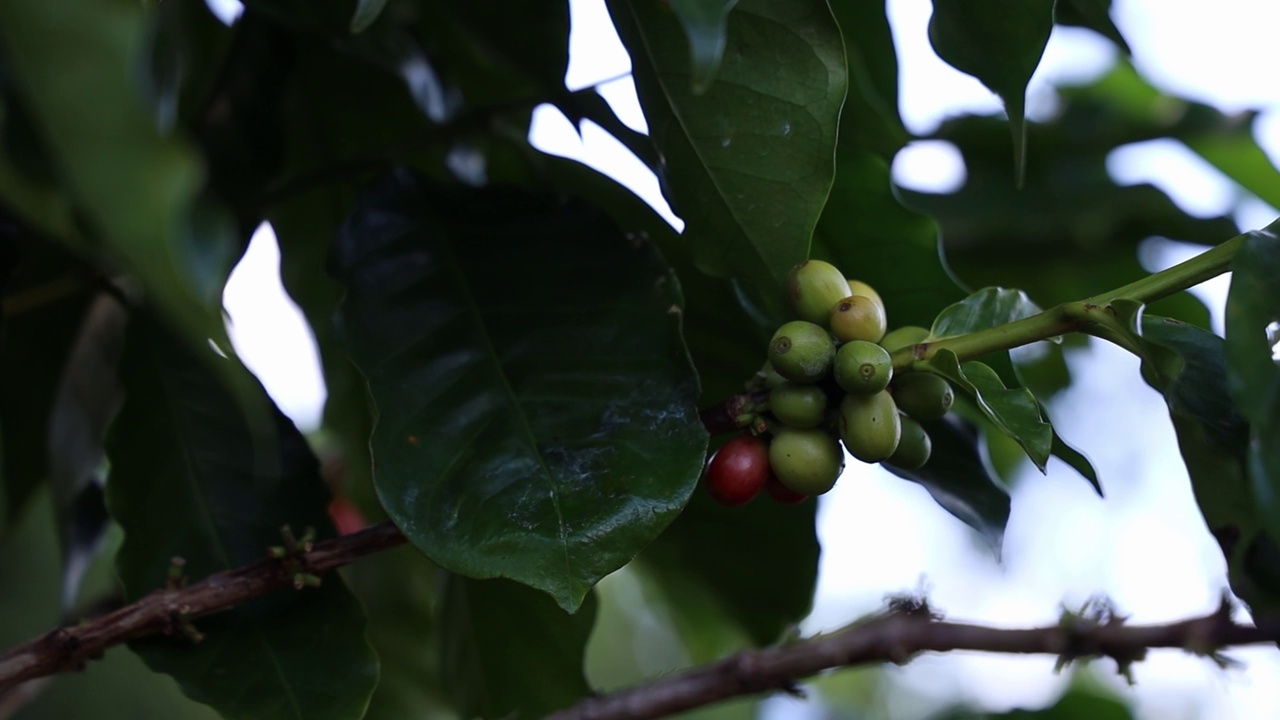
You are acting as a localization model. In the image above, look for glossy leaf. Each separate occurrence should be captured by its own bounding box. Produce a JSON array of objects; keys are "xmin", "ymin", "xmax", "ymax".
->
[
  {"xmin": 925, "ymin": 351, "xmax": 1053, "ymax": 472},
  {"xmin": 884, "ymin": 414, "xmax": 1010, "ymax": 553},
  {"xmin": 1225, "ymin": 224, "xmax": 1280, "ymax": 533},
  {"xmin": 1053, "ymin": 0, "xmax": 1131, "ymax": 54},
  {"xmin": 350, "ymin": 0, "xmax": 390, "ymax": 33},
  {"xmin": 441, "ymin": 576, "xmax": 597, "ymax": 718},
  {"xmin": 0, "ymin": 0, "xmax": 234, "ymax": 345},
  {"xmin": 333, "ymin": 171, "xmax": 706, "ymax": 612},
  {"xmin": 928, "ymin": 0, "xmax": 1055, "ymax": 185},
  {"xmin": 105, "ymin": 313, "xmax": 378, "ymax": 720},
  {"xmin": 929, "ymin": 286, "xmax": 1047, "ymax": 342},
  {"xmin": 611, "ymin": 0, "xmax": 847, "ymax": 308},
  {"xmin": 638, "ymin": 475, "xmax": 819, "ymax": 648},
  {"xmin": 668, "ymin": 0, "xmax": 739, "ymax": 93}
]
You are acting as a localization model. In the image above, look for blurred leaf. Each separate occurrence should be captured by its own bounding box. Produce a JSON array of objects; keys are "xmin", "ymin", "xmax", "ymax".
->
[
  {"xmin": 638, "ymin": 478, "xmax": 819, "ymax": 650},
  {"xmin": 347, "ymin": 545, "xmax": 458, "ymax": 720},
  {"xmin": 350, "ymin": 0, "xmax": 390, "ymax": 33},
  {"xmin": 1225, "ymin": 223, "xmax": 1280, "ymax": 533},
  {"xmin": 611, "ymin": 0, "xmax": 847, "ymax": 310},
  {"xmin": 0, "ymin": 239, "xmax": 93, "ymax": 531},
  {"xmin": 0, "ymin": 0, "xmax": 235, "ymax": 345},
  {"xmin": 333, "ymin": 171, "xmax": 706, "ymax": 612},
  {"xmin": 812, "ymin": 152, "xmax": 964, "ymax": 330},
  {"xmin": 105, "ymin": 313, "xmax": 378, "ymax": 720},
  {"xmin": 1188, "ymin": 128, "xmax": 1280, "ymax": 218},
  {"xmin": 928, "ymin": 286, "xmax": 1047, "ymax": 341},
  {"xmin": 0, "ymin": 66, "xmax": 78, "ymax": 241},
  {"xmin": 938, "ymin": 683, "xmax": 1134, "ymax": 719},
  {"xmin": 1053, "ymin": 0, "xmax": 1131, "ymax": 54},
  {"xmin": 829, "ymin": 0, "xmax": 909, "ymax": 157},
  {"xmin": 928, "ymin": 0, "xmax": 1055, "ymax": 184},
  {"xmin": 925, "ymin": 351, "xmax": 1053, "ymax": 472},
  {"xmin": 441, "ymin": 576, "xmax": 596, "ymax": 719},
  {"xmin": 885, "ymin": 414, "xmax": 1010, "ymax": 553}
]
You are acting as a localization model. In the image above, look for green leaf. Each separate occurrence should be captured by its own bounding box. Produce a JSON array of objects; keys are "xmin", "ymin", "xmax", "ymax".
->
[
  {"xmin": 925, "ymin": 351, "xmax": 1053, "ymax": 472},
  {"xmin": 0, "ymin": 0, "xmax": 234, "ymax": 345},
  {"xmin": 668, "ymin": 0, "xmax": 739, "ymax": 93},
  {"xmin": 611, "ymin": 0, "xmax": 847, "ymax": 308},
  {"xmin": 928, "ymin": 0, "xmax": 1055, "ymax": 185},
  {"xmin": 105, "ymin": 313, "xmax": 378, "ymax": 720},
  {"xmin": 1053, "ymin": 0, "xmax": 1131, "ymax": 54},
  {"xmin": 637, "ymin": 479, "xmax": 819, "ymax": 649},
  {"xmin": 929, "ymin": 286, "xmax": 1047, "ymax": 341},
  {"xmin": 441, "ymin": 576, "xmax": 596, "ymax": 718},
  {"xmin": 883, "ymin": 415, "xmax": 1010, "ymax": 553},
  {"xmin": 350, "ymin": 0, "xmax": 390, "ymax": 33},
  {"xmin": 1187, "ymin": 126, "xmax": 1280, "ymax": 217},
  {"xmin": 1225, "ymin": 223, "xmax": 1280, "ymax": 534},
  {"xmin": 333, "ymin": 172, "xmax": 707, "ymax": 612},
  {"xmin": 828, "ymin": 0, "xmax": 909, "ymax": 157}
]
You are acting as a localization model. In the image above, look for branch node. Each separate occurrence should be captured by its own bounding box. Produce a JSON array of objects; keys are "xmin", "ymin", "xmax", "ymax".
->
[
  {"xmin": 292, "ymin": 572, "xmax": 323, "ymax": 590},
  {"xmin": 165, "ymin": 556, "xmax": 187, "ymax": 590}
]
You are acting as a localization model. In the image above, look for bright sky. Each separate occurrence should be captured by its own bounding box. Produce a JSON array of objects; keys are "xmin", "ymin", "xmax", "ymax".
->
[{"xmin": 216, "ymin": 1, "xmax": 1280, "ymax": 718}]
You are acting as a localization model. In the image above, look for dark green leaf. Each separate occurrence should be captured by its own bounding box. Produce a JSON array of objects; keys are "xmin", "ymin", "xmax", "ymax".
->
[
  {"xmin": 828, "ymin": 0, "xmax": 909, "ymax": 157},
  {"xmin": 611, "ymin": 0, "xmax": 847, "ymax": 308},
  {"xmin": 884, "ymin": 415, "xmax": 1010, "ymax": 553},
  {"xmin": 1189, "ymin": 130, "xmax": 1280, "ymax": 227},
  {"xmin": 668, "ymin": 0, "xmax": 738, "ymax": 93},
  {"xmin": 441, "ymin": 576, "xmax": 596, "ymax": 718},
  {"xmin": 0, "ymin": 0, "xmax": 235, "ymax": 345},
  {"xmin": 333, "ymin": 172, "xmax": 706, "ymax": 612},
  {"xmin": 637, "ymin": 479, "xmax": 819, "ymax": 649},
  {"xmin": 1053, "ymin": 0, "xmax": 1131, "ymax": 54},
  {"xmin": 929, "ymin": 286, "xmax": 1047, "ymax": 341},
  {"xmin": 350, "ymin": 0, "xmax": 390, "ymax": 33},
  {"xmin": 928, "ymin": 0, "xmax": 1055, "ymax": 185},
  {"xmin": 106, "ymin": 313, "xmax": 378, "ymax": 720},
  {"xmin": 1225, "ymin": 223, "xmax": 1280, "ymax": 534}
]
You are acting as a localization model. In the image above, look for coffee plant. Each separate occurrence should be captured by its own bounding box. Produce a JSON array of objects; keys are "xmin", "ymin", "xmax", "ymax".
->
[{"xmin": 1, "ymin": 0, "xmax": 1278, "ymax": 718}]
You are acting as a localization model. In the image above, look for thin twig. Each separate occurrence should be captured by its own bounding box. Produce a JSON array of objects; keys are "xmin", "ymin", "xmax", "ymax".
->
[
  {"xmin": 545, "ymin": 600, "xmax": 1270, "ymax": 720},
  {"xmin": 0, "ymin": 522, "xmax": 406, "ymax": 694}
]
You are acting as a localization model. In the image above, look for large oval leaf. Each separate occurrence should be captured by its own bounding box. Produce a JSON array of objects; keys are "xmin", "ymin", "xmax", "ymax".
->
[
  {"xmin": 333, "ymin": 171, "xmax": 706, "ymax": 612},
  {"xmin": 105, "ymin": 313, "xmax": 378, "ymax": 720},
  {"xmin": 609, "ymin": 0, "xmax": 847, "ymax": 307}
]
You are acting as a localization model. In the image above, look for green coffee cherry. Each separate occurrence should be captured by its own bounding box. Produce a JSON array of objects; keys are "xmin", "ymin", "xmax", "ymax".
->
[
  {"xmin": 879, "ymin": 325, "xmax": 930, "ymax": 353},
  {"xmin": 768, "ymin": 428, "xmax": 844, "ymax": 496},
  {"xmin": 891, "ymin": 372, "xmax": 954, "ymax": 421},
  {"xmin": 834, "ymin": 340, "xmax": 893, "ymax": 395},
  {"xmin": 788, "ymin": 260, "xmax": 851, "ymax": 325},
  {"xmin": 839, "ymin": 391, "xmax": 901, "ymax": 463},
  {"xmin": 829, "ymin": 295, "xmax": 887, "ymax": 343},
  {"xmin": 846, "ymin": 279, "xmax": 885, "ymax": 317},
  {"xmin": 886, "ymin": 415, "xmax": 931, "ymax": 470},
  {"xmin": 768, "ymin": 321, "xmax": 835, "ymax": 383},
  {"xmin": 769, "ymin": 382, "xmax": 827, "ymax": 429}
]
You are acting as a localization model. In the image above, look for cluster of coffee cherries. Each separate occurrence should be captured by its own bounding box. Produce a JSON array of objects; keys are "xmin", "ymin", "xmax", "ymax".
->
[{"xmin": 705, "ymin": 260, "xmax": 955, "ymax": 507}]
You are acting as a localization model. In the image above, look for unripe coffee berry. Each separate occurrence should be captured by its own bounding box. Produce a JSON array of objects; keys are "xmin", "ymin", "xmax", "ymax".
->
[
  {"xmin": 839, "ymin": 390, "xmax": 902, "ymax": 463},
  {"xmin": 886, "ymin": 415, "xmax": 932, "ymax": 470},
  {"xmin": 846, "ymin": 279, "xmax": 885, "ymax": 317},
  {"xmin": 768, "ymin": 321, "xmax": 835, "ymax": 383},
  {"xmin": 879, "ymin": 325, "xmax": 930, "ymax": 353},
  {"xmin": 769, "ymin": 428, "xmax": 844, "ymax": 496},
  {"xmin": 834, "ymin": 340, "xmax": 893, "ymax": 395},
  {"xmin": 891, "ymin": 372, "xmax": 954, "ymax": 421},
  {"xmin": 788, "ymin": 260, "xmax": 851, "ymax": 325},
  {"xmin": 830, "ymin": 295, "xmax": 887, "ymax": 343},
  {"xmin": 769, "ymin": 381, "xmax": 827, "ymax": 429}
]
